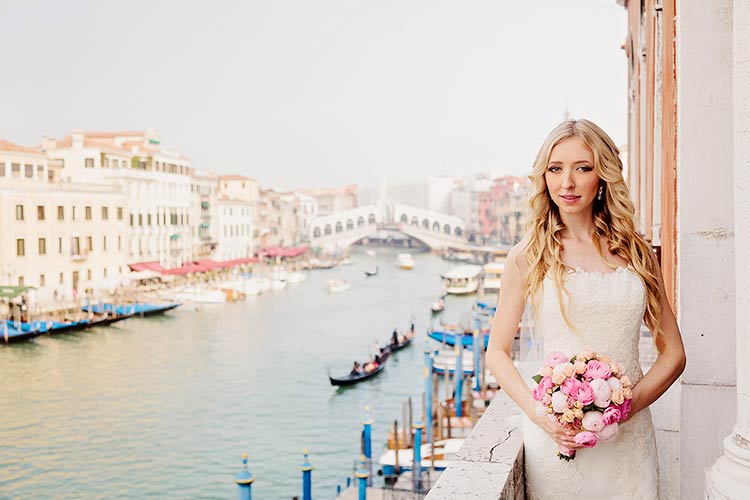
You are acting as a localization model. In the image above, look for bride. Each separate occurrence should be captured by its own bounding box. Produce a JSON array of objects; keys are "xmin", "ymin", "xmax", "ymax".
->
[{"xmin": 486, "ymin": 119, "xmax": 686, "ymax": 499}]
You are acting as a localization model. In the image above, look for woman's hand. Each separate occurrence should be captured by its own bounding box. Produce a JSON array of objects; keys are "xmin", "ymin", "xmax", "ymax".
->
[{"xmin": 531, "ymin": 407, "xmax": 584, "ymax": 451}]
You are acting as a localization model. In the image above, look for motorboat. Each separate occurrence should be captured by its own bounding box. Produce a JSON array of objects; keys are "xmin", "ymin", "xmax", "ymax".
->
[
  {"xmin": 171, "ymin": 286, "xmax": 227, "ymax": 304},
  {"xmin": 482, "ymin": 261, "xmax": 505, "ymax": 292},
  {"xmin": 396, "ymin": 253, "xmax": 415, "ymax": 270},
  {"xmin": 328, "ymin": 279, "xmax": 351, "ymax": 293},
  {"xmin": 441, "ymin": 265, "xmax": 482, "ymax": 294},
  {"xmin": 364, "ymin": 266, "xmax": 379, "ymax": 277}
]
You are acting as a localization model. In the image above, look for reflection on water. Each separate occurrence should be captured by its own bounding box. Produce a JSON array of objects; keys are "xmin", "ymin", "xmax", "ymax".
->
[{"xmin": 0, "ymin": 249, "xmax": 480, "ymax": 499}]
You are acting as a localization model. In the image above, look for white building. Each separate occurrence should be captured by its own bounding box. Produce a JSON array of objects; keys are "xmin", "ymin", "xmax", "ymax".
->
[
  {"xmin": 190, "ymin": 168, "xmax": 218, "ymax": 258},
  {"xmin": 43, "ymin": 130, "xmax": 193, "ymax": 269},
  {"xmin": 295, "ymin": 192, "xmax": 317, "ymax": 244},
  {"xmin": 214, "ymin": 196, "xmax": 254, "ymax": 261},
  {"xmin": 0, "ymin": 140, "xmax": 128, "ymax": 305}
]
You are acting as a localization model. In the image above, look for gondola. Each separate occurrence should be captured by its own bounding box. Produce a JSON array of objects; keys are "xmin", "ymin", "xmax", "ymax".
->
[
  {"xmin": 328, "ymin": 361, "xmax": 388, "ymax": 386},
  {"xmin": 387, "ymin": 334, "xmax": 413, "ymax": 352},
  {"xmin": 364, "ymin": 266, "xmax": 379, "ymax": 277}
]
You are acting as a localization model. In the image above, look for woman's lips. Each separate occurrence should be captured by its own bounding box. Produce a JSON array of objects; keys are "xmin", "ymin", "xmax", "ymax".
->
[{"xmin": 560, "ymin": 195, "xmax": 581, "ymax": 203}]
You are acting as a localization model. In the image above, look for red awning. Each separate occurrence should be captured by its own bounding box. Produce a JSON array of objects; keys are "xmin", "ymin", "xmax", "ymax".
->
[
  {"xmin": 260, "ymin": 246, "xmax": 308, "ymax": 258},
  {"xmin": 129, "ymin": 261, "xmax": 168, "ymax": 273}
]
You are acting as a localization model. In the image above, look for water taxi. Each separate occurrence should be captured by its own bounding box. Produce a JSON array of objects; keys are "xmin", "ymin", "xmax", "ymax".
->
[
  {"xmin": 440, "ymin": 265, "xmax": 482, "ymax": 294},
  {"xmin": 396, "ymin": 253, "xmax": 415, "ymax": 270},
  {"xmin": 482, "ymin": 261, "xmax": 505, "ymax": 292}
]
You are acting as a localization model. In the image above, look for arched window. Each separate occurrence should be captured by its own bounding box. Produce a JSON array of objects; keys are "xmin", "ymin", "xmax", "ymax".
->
[
  {"xmin": 422, "ymin": 219, "xmax": 430, "ymax": 229},
  {"xmin": 357, "ymin": 216, "xmax": 365, "ymax": 227},
  {"xmin": 455, "ymin": 227, "xmax": 463, "ymax": 237},
  {"xmin": 346, "ymin": 219, "xmax": 354, "ymax": 230},
  {"xmin": 324, "ymin": 224, "xmax": 332, "ymax": 236},
  {"xmin": 443, "ymin": 224, "xmax": 451, "ymax": 234},
  {"xmin": 368, "ymin": 213, "xmax": 376, "ymax": 224},
  {"xmin": 335, "ymin": 221, "xmax": 343, "ymax": 233},
  {"xmin": 432, "ymin": 221, "xmax": 440, "ymax": 232},
  {"xmin": 410, "ymin": 216, "xmax": 419, "ymax": 226},
  {"xmin": 400, "ymin": 214, "xmax": 408, "ymax": 223},
  {"xmin": 313, "ymin": 227, "xmax": 321, "ymax": 238}
]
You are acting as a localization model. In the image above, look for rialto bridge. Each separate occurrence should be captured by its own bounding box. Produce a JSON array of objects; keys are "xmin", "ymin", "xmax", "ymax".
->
[{"xmin": 308, "ymin": 200, "xmax": 466, "ymax": 251}]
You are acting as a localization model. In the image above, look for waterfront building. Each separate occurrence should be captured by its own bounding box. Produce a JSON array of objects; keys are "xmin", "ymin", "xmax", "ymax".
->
[
  {"xmin": 218, "ymin": 175, "xmax": 260, "ymax": 253},
  {"xmin": 214, "ymin": 196, "xmax": 254, "ymax": 261},
  {"xmin": 190, "ymin": 168, "xmax": 219, "ymax": 258},
  {"xmin": 295, "ymin": 192, "xmax": 317, "ymax": 244},
  {"xmin": 275, "ymin": 190, "xmax": 301, "ymax": 246},
  {"xmin": 300, "ymin": 184, "xmax": 357, "ymax": 217},
  {"xmin": 490, "ymin": 176, "xmax": 527, "ymax": 245},
  {"xmin": 0, "ymin": 140, "xmax": 128, "ymax": 305},
  {"xmin": 43, "ymin": 130, "xmax": 194, "ymax": 269}
]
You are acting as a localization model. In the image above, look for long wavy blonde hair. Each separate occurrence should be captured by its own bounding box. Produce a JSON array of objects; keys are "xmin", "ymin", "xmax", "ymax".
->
[{"xmin": 522, "ymin": 119, "xmax": 662, "ymax": 340}]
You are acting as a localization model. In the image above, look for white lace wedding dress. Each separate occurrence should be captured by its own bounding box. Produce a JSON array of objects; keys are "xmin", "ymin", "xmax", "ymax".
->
[{"xmin": 522, "ymin": 265, "xmax": 659, "ymax": 500}]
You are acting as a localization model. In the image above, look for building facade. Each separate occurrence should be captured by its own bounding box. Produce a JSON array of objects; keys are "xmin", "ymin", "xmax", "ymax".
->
[
  {"xmin": 0, "ymin": 141, "xmax": 128, "ymax": 305},
  {"xmin": 43, "ymin": 130, "xmax": 193, "ymax": 269},
  {"xmin": 620, "ymin": 0, "xmax": 750, "ymax": 498}
]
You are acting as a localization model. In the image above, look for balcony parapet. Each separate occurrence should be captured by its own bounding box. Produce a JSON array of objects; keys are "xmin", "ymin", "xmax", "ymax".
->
[{"xmin": 426, "ymin": 391, "xmax": 524, "ymax": 500}]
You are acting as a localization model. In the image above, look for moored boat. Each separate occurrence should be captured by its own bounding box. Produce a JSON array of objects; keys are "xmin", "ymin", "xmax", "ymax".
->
[
  {"xmin": 431, "ymin": 298, "xmax": 445, "ymax": 313},
  {"xmin": 441, "ymin": 265, "xmax": 482, "ymax": 295},
  {"xmin": 378, "ymin": 438, "xmax": 465, "ymax": 476},
  {"xmin": 482, "ymin": 261, "xmax": 504, "ymax": 292},
  {"xmin": 428, "ymin": 330, "xmax": 489, "ymax": 349},
  {"xmin": 364, "ymin": 266, "xmax": 379, "ymax": 277}
]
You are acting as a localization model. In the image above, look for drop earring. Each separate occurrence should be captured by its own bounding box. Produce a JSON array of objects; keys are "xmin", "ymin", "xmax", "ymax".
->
[{"xmin": 597, "ymin": 186, "xmax": 604, "ymax": 201}]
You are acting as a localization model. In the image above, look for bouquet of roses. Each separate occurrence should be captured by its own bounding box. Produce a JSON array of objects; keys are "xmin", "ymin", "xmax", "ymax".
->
[{"xmin": 531, "ymin": 348, "xmax": 633, "ymax": 461}]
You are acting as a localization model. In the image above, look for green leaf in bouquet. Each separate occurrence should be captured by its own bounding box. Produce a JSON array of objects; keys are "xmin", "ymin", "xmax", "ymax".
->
[{"xmin": 532, "ymin": 374, "xmax": 543, "ymax": 384}]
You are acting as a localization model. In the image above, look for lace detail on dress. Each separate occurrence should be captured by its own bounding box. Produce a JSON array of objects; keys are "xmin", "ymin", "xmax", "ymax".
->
[{"xmin": 522, "ymin": 267, "xmax": 659, "ymax": 500}]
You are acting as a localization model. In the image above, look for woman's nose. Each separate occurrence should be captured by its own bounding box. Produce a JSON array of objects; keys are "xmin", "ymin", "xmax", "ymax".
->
[{"xmin": 561, "ymin": 170, "xmax": 575, "ymax": 188}]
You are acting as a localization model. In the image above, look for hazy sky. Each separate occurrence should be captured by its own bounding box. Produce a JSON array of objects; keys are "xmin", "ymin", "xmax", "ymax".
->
[{"xmin": 0, "ymin": 1, "xmax": 627, "ymax": 188}]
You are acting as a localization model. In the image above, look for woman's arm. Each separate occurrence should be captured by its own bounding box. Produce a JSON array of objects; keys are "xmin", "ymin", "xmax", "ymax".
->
[
  {"xmin": 629, "ymin": 252, "xmax": 687, "ymax": 419},
  {"xmin": 485, "ymin": 243, "xmax": 582, "ymax": 449}
]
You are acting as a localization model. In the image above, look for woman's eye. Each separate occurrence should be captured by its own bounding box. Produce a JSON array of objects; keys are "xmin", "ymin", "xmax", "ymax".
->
[
  {"xmin": 577, "ymin": 166, "xmax": 593, "ymax": 172},
  {"xmin": 547, "ymin": 166, "xmax": 561, "ymax": 172}
]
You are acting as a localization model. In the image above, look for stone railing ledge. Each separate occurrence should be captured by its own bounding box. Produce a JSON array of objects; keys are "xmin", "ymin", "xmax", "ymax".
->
[{"xmin": 426, "ymin": 391, "xmax": 525, "ymax": 500}]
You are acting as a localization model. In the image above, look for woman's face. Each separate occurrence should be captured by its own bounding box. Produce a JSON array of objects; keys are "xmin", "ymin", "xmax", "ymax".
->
[{"xmin": 544, "ymin": 136, "xmax": 600, "ymax": 215}]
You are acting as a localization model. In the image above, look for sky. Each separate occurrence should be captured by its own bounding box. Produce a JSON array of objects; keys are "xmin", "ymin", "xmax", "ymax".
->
[{"xmin": 0, "ymin": 0, "xmax": 627, "ymax": 189}]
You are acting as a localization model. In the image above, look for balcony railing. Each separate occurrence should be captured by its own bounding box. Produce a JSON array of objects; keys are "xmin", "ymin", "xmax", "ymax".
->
[{"xmin": 425, "ymin": 392, "xmax": 524, "ymax": 499}]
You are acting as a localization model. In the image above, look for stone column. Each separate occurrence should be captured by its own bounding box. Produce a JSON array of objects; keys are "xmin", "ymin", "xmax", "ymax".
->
[
  {"xmin": 676, "ymin": 1, "xmax": 737, "ymax": 499},
  {"xmin": 706, "ymin": 2, "xmax": 750, "ymax": 497}
]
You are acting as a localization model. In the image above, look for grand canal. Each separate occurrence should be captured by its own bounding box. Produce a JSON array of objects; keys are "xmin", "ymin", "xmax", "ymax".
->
[{"xmin": 0, "ymin": 249, "xmax": 481, "ymax": 499}]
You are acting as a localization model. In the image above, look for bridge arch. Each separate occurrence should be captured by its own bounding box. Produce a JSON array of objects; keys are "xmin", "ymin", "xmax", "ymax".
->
[
  {"xmin": 324, "ymin": 224, "xmax": 332, "ymax": 236},
  {"xmin": 346, "ymin": 219, "xmax": 354, "ymax": 230},
  {"xmin": 357, "ymin": 216, "xmax": 365, "ymax": 227},
  {"xmin": 432, "ymin": 221, "xmax": 440, "ymax": 232},
  {"xmin": 335, "ymin": 221, "xmax": 343, "ymax": 233},
  {"xmin": 313, "ymin": 227, "xmax": 321, "ymax": 238}
]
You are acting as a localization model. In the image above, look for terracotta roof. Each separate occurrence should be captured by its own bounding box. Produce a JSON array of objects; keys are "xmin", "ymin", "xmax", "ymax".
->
[
  {"xmin": 219, "ymin": 174, "xmax": 253, "ymax": 181},
  {"xmin": 84, "ymin": 131, "xmax": 146, "ymax": 138},
  {"xmin": 0, "ymin": 140, "xmax": 44, "ymax": 155}
]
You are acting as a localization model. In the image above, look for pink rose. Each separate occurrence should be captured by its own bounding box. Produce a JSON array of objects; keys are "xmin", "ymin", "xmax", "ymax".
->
[
  {"xmin": 581, "ymin": 411, "xmax": 605, "ymax": 432},
  {"xmin": 532, "ymin": 385, "xmax": 543, "ymax": 401},
  {"xmin": 560, "ymin": 377, "xmax": 582, "ymax": 396},
  {"xmin": 541, "ymin": 394, "xmax": 552, "ymax": 406},
  {"xmin": 598, "ymin": 422, "xmax": 619, "ymax": 442},
  {"xmin": 613, "ymin": 399, "xmax": 632, "ymax": 421},
  {"xmin": 602, "ymin": 406, "xmax": 622, "ymax": 425},
  {"xmin": 573, "ymin": 382, "xmax": 595, "ymax": 406},
  {"xmin": 539, "ymin": 376, "xmax": 554, "ymax": 393},
  {"xmin": 589, "ymin": 378, "xmax": 612, "ymax": 408},
  {"xmin": 574, "ymin": 431, "xmax": 599, "ymax": 448},
  {"xmin": 583, "ymin": 360, "xmax": 612, "ymax": 380},
  {"xmin": 544, "ymin": 351, "xmax": 569, "ymax": 368}
]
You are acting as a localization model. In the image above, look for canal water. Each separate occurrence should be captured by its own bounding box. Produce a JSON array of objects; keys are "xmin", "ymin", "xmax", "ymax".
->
[{"xmin": 0, "ymin": 248, "xmax": 481, "ymax": 499}]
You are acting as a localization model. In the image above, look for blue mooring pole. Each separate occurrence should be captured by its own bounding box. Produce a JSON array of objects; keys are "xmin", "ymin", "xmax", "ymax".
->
[
  {"xmin": 455, "ymin": 343, "xmax": 463, "ymax": 418},
  {"xmin": 412, "ymin": 421, "xmax": 425, "ymax": 490},
  {"xmin": 473, "ymin": 316, "xmax": 482, "ymax": 392},
  {"xmin": 234, "ymin": 453, "xmax": 254, "ymax": 500},
  {"xmin": 355, "ymin": 455, "xmax": 369, "ymax": 500},
  {"xmin": 424, "ymin": 349, "xmax": 433, "ymax": 443},
  {"xmin": 362, "ymin": 406, "xmax": 373, "ymax": 485},
  {"xmin": 301, "ymin": 448, "xmax": 312, "ymax": 500}
]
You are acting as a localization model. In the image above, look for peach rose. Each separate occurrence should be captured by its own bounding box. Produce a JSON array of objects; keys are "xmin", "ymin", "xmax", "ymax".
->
[
  {"xmin": 573, "ymin": 360, "xmax": 587, "ymax": 375},
  {"xmin": 611, "ymin": 389, "xmax": 625, "ymax": 405}
]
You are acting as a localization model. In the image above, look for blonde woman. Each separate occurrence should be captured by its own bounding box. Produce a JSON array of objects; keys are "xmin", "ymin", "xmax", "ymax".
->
[{"xmin": 486, "ymin": 119, "xmax": 686, "ymax": 499}]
